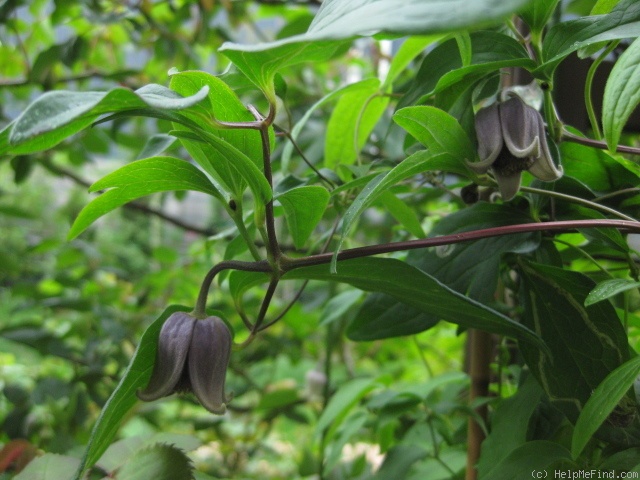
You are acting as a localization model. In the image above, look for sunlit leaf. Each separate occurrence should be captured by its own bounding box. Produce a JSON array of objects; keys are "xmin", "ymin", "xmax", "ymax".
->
[
  {"xmin": 4, "ymin": 84, "xmax": 209, "ymax": 155},
  {"xmin": 585, "ymin": 278, "xmax": 640, "ymax": 306},
  {"xmin": 276, "ymin": 185, "xmax": 330, "ymax": 249},
  {"xmin": 68, "ymin": 157, "xmax": 223, "ymax": 239},
  {"xmin": 324, "ymin": 79, "xmax": 389, "ymax": 171},
  {"xmin": 538, "ymin": 0, "xmax": 640, "ymax": 78},
  {"xmin": 220, "ymin": 0, "xmax": 533, "ymax": 98},
  {"xmin": 603, "ymin": 36, "xmax": 640, "ymax": 151}
]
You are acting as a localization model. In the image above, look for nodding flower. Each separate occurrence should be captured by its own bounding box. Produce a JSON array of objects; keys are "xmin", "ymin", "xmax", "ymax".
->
[
  {"xmin": 466, "ymin": 94, "xmax": 563, "ymax": 201},
  {"xmin": 137, "ymin": 312, "xmax": 232, "ymax": 414}
]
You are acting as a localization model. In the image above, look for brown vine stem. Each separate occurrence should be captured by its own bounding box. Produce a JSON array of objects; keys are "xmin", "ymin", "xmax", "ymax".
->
[
  {"xmin": 280, "ymin": 219, "xmax": 640, "ymax": 272},
  {"xmin": 195, "ymin": 220, "xmax": 640, "ymax": 323},
  {"xmin": 193, "ymin": 259, "xmax": 271, "ymax": 318},
  {"xmin": 562, "ymin": 129, "xmax": 640, "ymax": 156}
]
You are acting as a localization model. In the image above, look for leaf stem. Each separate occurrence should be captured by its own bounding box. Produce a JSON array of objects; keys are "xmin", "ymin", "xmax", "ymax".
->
[
  {"xmin": 519, "ymin": 186, "xmax": 636, "ymax": 221},
  {"xmin": 585, "ymin": 41, "xmax": 619, "ymax": 140}
]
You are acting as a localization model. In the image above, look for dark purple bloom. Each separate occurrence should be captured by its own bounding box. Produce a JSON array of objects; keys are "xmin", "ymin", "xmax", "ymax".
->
[
  {"xmin": 138, "ymin": 312, "xmax": 232, "ymax": 414},
  {"xmin": 467, "ymin": 94, "xmax": 563, "ymax": 201}
]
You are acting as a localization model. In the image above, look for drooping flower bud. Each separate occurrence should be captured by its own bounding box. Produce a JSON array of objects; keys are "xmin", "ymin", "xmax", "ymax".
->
[
  {"xmin": 467, "ymin": 94, "xmax": 563, "ymax": 201},
  {"xmin": 137, "ymin": 312, "xmax": 232, "ymax": 414}
]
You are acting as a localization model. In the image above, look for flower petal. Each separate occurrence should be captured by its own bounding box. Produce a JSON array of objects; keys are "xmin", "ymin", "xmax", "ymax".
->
[
  {"xmin": 527, "ymin": 119, "xmax": 564, "ymax": 182},
  {"xmin": 492, "ymin": 168, "xmax": 523, "ymax": 202},
  {"xmin": 137, "ymin": 312, "xmax": 196, "ymax": 401},
  {"xmin": 468, "ymin": 102, "xmax": 503, "ymax": 173},
  {"xmin": 188, "ymin": 316, "xmax": 232, "ymax": 415},
  {"xmin": 500, "ymin": 95, "xmax": 541, "ymax": 159},
  {"xmin": 476, "ymin": 102, "xmax": 503, "ymax": 162}
]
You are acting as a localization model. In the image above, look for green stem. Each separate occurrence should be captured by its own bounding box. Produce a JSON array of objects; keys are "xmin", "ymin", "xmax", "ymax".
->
[
  {"xmin": 232, "ymin": 204, "xmax": 263, "ymax": 262},
  {"xmin": 553, "ymin": 238, "xmax": 612, "ymax": 276},
  {"xmin": 585, "ymin": 41, "xmax": 619, "ymax": 140},
  {"xmin": 543, "ymin": 88, "xmax": 562, "ymax": 143},
  {"xmin": 520, "ymin": 186, "xmax": 636, "ymax": 222}
]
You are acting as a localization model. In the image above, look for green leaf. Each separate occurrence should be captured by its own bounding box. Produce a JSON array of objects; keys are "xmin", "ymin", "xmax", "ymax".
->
[
  {"xmin": 316, "ymin": 377, "xmax": 379, "ymax": 440},
  {"xmin": 378, "ymin": 190, "xmax": 425, "ymax": 238},
  {"xmin": 482, "ymin": 441, "xmax": 573, "ymax": 480},
  {"xmin": 96, "ymin": 434, "xmax": 201, "ymax": 473},
  {"xmin": 117, "ymin": 443, "xmax": 194, "ymax": 480},
  {"xmin": 170, "ymin": 129, "xmax": 272, "ymax": 205},
  {"xmin": 169, "ymin": 70, "xmax": 267, "ymax": 167},
  {"xmin": 408, "ymin": 203, "xmax": 539, "ymax": 302},
  {"xmin": 572, "ymin": 356, "xmax": 640, "ymax": 459},
  {"xmin": 73, "ymin": 305, "xmax": 191, "ymax": 480},
  {"xmin": 477, "ymin": 376, "xmax": 545, "ymax": 478},
  {"xmin": 603, "ymin": 36, "xmax": 640, "ymax": 151},
  {"xmin": 220, "ymin": 0, "xmax": 532, "ymax": 98},
  {"xmin": 382, "ymin": 35, "xmax": 442, "ymax": 89},
  {"xmin": 14, "ymin": 454, "xmax": 80, "ymax": 480},
  {"xmin": 284, "ymin": 257, "xmax": 545, "ymax": 348},
  {"xmin": 371, "ymin": 445, "xmax": 427, "ymax": 480},
  {"xmin": 518, "ymin": 261, "xmax": 630, "ymax": 421},
  {"xmin": 349, "ymin": 203, "xmax": 538, "ymax": 341},
  {"xmin": 538, "ymin": 0, "xmax": 640, "ymax": 78},
  {"xmin": 591, "ymin": 0, "xmax": 622, "ymax": 14},
  {"xmin": 519, "ymin": 0, "xmax": 560, "ymax": 33},
  {"xmin": 455, "ymin": 32, "xmax": 473, "ymax": 67},
  {"xmin": 136, "ymin": 134, "xmax": 177, "ymax": 160},
  {"xmin": 304, "ymin": 0, "xmax": 532, "ymax": 40},
  {"xmin": 393, "ymin": 106, "xmax": 475, "ymax": 165},
  {"xmin": 276, "ymin": 185, "xmax": 330, "ymax": 249},
  {"xmin": 68, "ymin": 157, "xmax": 223, "ymax": 239},
  {"xmin": 220, "ymin": 40, "xmax": 349, "ymax": 102},
  {"xmin": 228, "ymin": 270, "xmax": 270, "ymax": 306},
  {"xmin": 319, "ymin": 290, "xmax": 363, "ymax": 327},
  {"xmin": 560, "ymin": 137, "xmax": 640, "ymax": 192},
  {"xmin": 401, "ymin": 31, "xmax": 535, "ymax": 107},
  {"xmin": 4, "ymin": 84, "xmax": 209, "ymax": 155},
  {"xmin": 348, "ymin": 292, "xmax": 437, "ymax": 340},
  {"xmin": 331, "ymin": 106, "xmax": 474, "ymax": 271},
  {"xmin": 281, "ymin": 79, "xmax": 381, "ymax": 171},
  {"xmin": 324, "ymin": 79, "xmax": 389, "ymax": 171},
  {"xmin": 585, "ymin": 278, "xmax": 640, "ymax": 306}
]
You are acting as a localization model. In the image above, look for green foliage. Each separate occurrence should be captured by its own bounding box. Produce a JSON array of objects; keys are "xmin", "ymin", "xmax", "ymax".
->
[{"xmin": 4, "ymin": 0, "xmax": 640, "ymax": 478}]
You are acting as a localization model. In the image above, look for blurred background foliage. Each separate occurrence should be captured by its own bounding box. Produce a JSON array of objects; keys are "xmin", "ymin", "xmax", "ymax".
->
[
  {"xmin": 3, "ymin": 0, "xmax": 640, "ymax": 479},
  {"xmin": 0, "ymin": 1, "xmax": 467, "ymax": 478}
]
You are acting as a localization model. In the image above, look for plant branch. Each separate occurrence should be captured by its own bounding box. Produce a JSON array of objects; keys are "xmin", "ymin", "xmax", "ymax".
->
[
  {"xmin": 562, "ymin": 129, "xmax": 640, "ymax": 156},
  {"xmin": 194, "ymin": 259, "xmax": 271, "ymax": 318},
  {"xmin": 252, "ymin": 277, "xmax": 279, "ymax": 334},
  {"xmin": 249, "ymin": 104, "xmax": 281, "ymax": 265},
  {"xmin": 280, "ymin": 219, "xmax": 640, "ymax": 271}
]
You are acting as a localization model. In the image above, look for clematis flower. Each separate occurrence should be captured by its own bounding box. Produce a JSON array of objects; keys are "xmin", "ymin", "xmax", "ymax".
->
[
  {"xmin": 466, "ymin": 94, "xmax": 563, "ymax": 201},
  {"xmin": 137, "ymin": 312, "xmax": 232, "ymax": 414}
]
